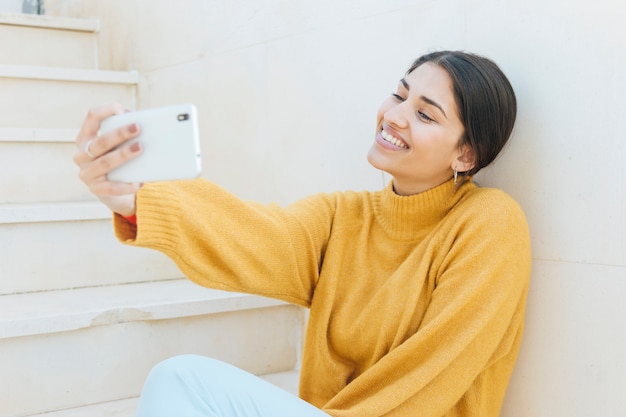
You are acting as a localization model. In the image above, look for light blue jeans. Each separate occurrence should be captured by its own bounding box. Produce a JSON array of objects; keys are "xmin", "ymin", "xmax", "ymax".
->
[{"xmin": 135, "ymin": 355, "xmax": 331, "ymax": 417}]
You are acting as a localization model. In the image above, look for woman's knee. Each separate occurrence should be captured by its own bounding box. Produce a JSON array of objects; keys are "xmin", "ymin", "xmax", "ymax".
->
[
  {"xmin": 138, "ymin": 355, "xmax": 223, "ymax": 416},
  {"xmin": 147, "ymin": 354, "xmax": 224, "ymax": 383}
]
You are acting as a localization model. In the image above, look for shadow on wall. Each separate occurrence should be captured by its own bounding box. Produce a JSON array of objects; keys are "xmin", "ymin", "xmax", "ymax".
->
[{"xmin": 0, "ymin": 0, "xmax": 43, "ymax": 13}]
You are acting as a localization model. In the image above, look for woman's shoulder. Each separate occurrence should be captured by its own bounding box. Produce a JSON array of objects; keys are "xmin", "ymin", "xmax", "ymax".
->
[
  {"xmin": 439, "ymin": 184, "xmax": 531, "ymax": 263},
  {"xmin": 462, "ymin": 184, "xmax": 524, "ymax": 213},
  {"xmin": 454, "ymin": 184, "xmax": 529, "ymax": 230}
]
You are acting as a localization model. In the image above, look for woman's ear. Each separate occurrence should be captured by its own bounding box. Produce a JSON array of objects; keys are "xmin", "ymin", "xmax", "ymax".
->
[{"xmin": 453, "ymin": 145, "xmax": 476, "ymax": 173}]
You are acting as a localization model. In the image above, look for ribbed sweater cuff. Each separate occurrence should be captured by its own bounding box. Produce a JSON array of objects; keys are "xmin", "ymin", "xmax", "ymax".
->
[{"xmin": 116, "ymin": 182, "xmax": 183, "ymax": 255}]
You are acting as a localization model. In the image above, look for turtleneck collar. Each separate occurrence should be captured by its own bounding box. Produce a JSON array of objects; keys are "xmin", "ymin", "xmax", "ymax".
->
[{"xmin": 373, "ymin": 178, "xmax": 476, "ymax": 241}]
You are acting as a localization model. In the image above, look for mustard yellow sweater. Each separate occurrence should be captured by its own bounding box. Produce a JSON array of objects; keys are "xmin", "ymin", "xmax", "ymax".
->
[{"xmin": 114, "ymin": 177, "xmax": 531, "ymax": 417}]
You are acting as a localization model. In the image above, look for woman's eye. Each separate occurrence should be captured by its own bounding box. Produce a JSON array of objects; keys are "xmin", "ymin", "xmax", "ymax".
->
[
  {"xmin": 417, "ymin": 111, "xmax": 434, "ymax": 122},
  {"xmin": 391, "ymin": 93, "xmax": 405, "ymax": 102}
]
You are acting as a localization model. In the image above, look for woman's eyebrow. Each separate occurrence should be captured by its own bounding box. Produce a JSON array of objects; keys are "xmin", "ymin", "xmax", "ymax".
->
[
  {"xmin": 421, "ymin": 96, "xmax": 447, "ymax": 119},
  {"xmin": 399, "ymin": 78, "xmax": 448, "ymax": 119}
]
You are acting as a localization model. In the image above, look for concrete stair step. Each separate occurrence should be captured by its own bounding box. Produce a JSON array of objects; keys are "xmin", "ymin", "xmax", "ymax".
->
[
  {"xmin": 23, "ymin": 370, "xmax": 300, "ymax": 417},
  {"xmin": 0, "ymin": 127, "xmax": 78, "ymax": 142},
  {"xmin": 0, "ymin": 12, "xmax": 98, "ymax": 32},
  {"xmin": 0, "ymin": 127, "xmax": 99, "ymax": 204},
  {"xmin": 0, "ymin": 12, "xmax": 99, "ymax": 69},
  {"xmin": 0, "ymin": 279, "xmax": 303, "ymax": 416},
  {"xmin": 0, "ymin": 64, "xmax": 137, "ymax": 129},
  {"xmin": 27, "ymin": 398, "xmax": 138, "ymax": 417},
  {"xmin": 0, "ymin": 201, "xmax": 181, "ymax": 294}
]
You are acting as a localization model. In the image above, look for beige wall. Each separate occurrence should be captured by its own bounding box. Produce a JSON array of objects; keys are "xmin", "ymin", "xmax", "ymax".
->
[{"xmin": 47, "ymin": 0, "xmax": 626, "ymax": 415}]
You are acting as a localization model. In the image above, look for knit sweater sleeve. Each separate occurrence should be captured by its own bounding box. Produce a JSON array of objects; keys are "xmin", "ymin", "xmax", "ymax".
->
[
  {"xmin": 114, "ymin": 178, "xmax": 335, "ymax": 307},
  {"xmin": 323, "ymin": 190, "xmax": 532, "ymax": 417}
]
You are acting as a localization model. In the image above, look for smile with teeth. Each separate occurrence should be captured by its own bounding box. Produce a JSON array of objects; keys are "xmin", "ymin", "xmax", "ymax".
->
[{"xmin": 381, "ymin": 130, "xmax": 408, "ymax": 149}]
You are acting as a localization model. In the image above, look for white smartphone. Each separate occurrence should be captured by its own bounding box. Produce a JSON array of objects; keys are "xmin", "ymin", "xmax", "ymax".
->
[{"xmin": 103, "ymin": 103, "xmax": 202, "ymax": 183}]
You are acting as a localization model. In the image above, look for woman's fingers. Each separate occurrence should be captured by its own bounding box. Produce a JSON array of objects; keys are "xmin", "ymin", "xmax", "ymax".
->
[
  {"xmin": 75, "ymin": 122, "xmax": 140, "ymax": 165},
  {"xmin": 73, "ymin": 103, "xmax": 142, "ymax": 215},
  {"xmin": 76, "ymin": 102, "xmax": 127, "ymax": 144},
  {"xmin": 75, "ymin": 102, "xmax": 131, "ymax": 165},
  {"xmin": 78, "ymin": 140, "xmax": 143, "ymax": 189}
]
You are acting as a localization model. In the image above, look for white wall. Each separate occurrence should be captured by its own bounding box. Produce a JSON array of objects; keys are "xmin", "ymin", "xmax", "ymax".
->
[
  {"xmin": 0, "ymin": 0, "xmax": 21, "ymax": 12},
  {"xmin": 49, "ymin": 0, "xmax": 626, "ymax": 415}
]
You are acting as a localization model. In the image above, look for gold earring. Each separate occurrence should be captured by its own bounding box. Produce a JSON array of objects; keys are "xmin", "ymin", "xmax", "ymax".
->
[{"xmin": 454, "ymin": 166, "xmax": 458, "ymax": 185}]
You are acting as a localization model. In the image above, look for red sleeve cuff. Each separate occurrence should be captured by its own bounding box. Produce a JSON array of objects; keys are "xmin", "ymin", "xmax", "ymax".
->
[{"xmin": 122, "ymin": 214, "xmax": 137, "ymax": 225}]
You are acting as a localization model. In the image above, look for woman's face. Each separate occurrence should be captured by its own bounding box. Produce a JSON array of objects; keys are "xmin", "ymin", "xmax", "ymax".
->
[{"xmin": 367, "ymin": 62, "xmax": 470, "ymax": 195}]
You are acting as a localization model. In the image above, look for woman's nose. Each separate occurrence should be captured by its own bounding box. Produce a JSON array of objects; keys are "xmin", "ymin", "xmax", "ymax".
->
[{"xmin": 384, "ymin": 102, "xmax": 410, "ymax": 129}]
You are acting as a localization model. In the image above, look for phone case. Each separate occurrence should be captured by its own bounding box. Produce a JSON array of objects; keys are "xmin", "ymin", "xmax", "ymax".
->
[{"xmin": 103, "ymin": 103, "xmax": 202, "ymax": 183}]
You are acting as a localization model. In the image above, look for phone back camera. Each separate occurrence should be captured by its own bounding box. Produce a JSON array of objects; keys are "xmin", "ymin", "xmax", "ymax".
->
[{"xmin": 177, "ymin": 113, "xmax": 190, "ymax": 121}]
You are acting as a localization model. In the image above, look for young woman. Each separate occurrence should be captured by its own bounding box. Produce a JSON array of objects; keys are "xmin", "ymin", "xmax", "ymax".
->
[{"xmin": 74, "ymin": 50, "xmax": 531, "ymax": 417}]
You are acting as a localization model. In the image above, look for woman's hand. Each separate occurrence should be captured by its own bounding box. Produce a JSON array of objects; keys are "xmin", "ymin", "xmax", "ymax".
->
[{"xmin": 74, "ymin": 103, "xmax": 144, "ymax": 217}]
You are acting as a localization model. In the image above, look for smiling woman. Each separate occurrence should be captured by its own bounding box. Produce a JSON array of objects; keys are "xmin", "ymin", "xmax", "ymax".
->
[
  {"xmin": 369, "ymin": 62, "xmax": 467, "ymax": 195},
  {"xmin": 74, "ymin": 50, "xmax": 531, "ymax": 417},
  {"xmin": 369, "ymin": 51, "xmax": 517, "ymax": 196}
]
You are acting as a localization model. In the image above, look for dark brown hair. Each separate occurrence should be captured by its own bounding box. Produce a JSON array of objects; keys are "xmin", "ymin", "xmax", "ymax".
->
[{"xmin": 408, "ymin": 51, "xmax": 517, "ymax": 179}]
